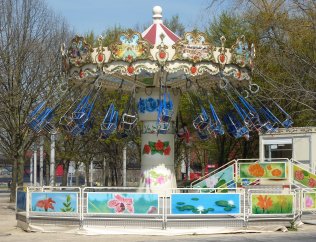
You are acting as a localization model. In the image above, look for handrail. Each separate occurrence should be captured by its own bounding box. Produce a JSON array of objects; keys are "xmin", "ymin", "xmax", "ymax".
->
[
  {"xmin": 190, "ymin": 159, "xmax": 237, "ymax": 187},
  {"xmin": 290, "ymin": 158, "xmax": 315, "ymax": 174}
]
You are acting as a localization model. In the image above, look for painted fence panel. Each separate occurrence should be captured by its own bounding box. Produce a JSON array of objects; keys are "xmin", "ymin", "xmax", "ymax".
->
[
  {"xmin": 303, "ymin": 192, "xmax": 316, "ymax": 210},
  {"xmin": 239, "ymin": 162, "xmax": 287, "ymax": 179},
  {"xmin": 16, "ymin": 191, "xmax": 26, "ymax": 211},
  {"xmin": 193, "ymin": 165, "xmax": 235, "ymax": 189},
  {"xmin": 251, "ymin": 194, "xmax": 294, "ymax": 215},
  {"xmin": 31, "ymin": 192, "xmax": 78, "ymax": 213},
  {"xmin": 87, "ymin": 193, "xmax": 159, "ymax": 214},
  {"xmin": 170, "ymin": 193, "xmax": 241, "ymax": 215},
  {"xmin": 293, "ymin": 164, "xmax": 316, "ymax": 189}
]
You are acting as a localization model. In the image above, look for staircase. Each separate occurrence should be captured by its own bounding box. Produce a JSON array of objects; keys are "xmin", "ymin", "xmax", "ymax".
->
[
  {"xmin": 190, "ymin": 159, "xmax": 237, "ymax": 190},
  {"xmin": 191, "ymin": 158, "xmax": 316, "ymax": 191}
]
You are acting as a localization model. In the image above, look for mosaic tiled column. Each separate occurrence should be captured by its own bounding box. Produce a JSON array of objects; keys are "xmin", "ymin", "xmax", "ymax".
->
[{"xmin": 136, "ymin": 88, "xmax": 180, "ymax": 196}]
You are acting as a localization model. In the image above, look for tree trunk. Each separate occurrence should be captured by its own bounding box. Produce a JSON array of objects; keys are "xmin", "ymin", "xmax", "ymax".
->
[
  {"xmin": 104, "ymin": 161, "xmax": 109, "ymax": 186},
  {"xmin": 75, "ymin": 163, "xmax": 80, "ymax": 186},
  {"xmin": 85, "ymin": 162, "xmax": 90, "ymax": 186},
  {"xmin": 114, "ymin": 167, "xmax": 118, "ymax": 186},
  {"xmin": 17, "ymin": 155, "xmax": 24, "ymax": 186},
  {"xmin": 10, "ymin": 158, "xmax": 18, "ymax": 202},
  {"xmin": 61, "ymin": 160, "xmax": 69, "ymax": 186},
  {"xmin": 45, "ymin": 158, "xmax": 50, "ymax": 185}
]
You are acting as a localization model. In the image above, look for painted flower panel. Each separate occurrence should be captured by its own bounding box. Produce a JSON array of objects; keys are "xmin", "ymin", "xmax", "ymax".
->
[
  {"xmin": 251, "ymin": 194, "xmax": 293, "ymax": 214},
  {"xmin": 31, "ymin": 192, "xmax": 78, "ymax": 213},
  {"xmin": 239, "ymin": 162, "xmax": 287, "ymax": 179},
  {"xmin": 293, "ymin": 165, "xmax": 316, "ymax": 188},
  {"xmin": 88, "ymin": 193, "xmax": 159, "ymax": 214},
  {"xmin": 304, "ymin": 193, "xmax": 316, "ymax": 210}
]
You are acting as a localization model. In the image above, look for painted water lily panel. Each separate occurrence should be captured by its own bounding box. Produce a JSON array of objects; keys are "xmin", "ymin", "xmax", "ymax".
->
[
  {"xmin": 193, "ymin": 165, "xmax": 234, "ymax": 191},
  {"xmin": 171, "ymin": 193, "xmax": 240, "ymax": 215},
  {"xmin": 17, "ymin": 191, "xmax": 26, "ymax": 211},
  {"xmin": 293, "ymin": 165, "xmax": 316, "ymax": 188},
  {"xmin": 87, "ymin": 193, "xmax": 159, "ymax": 214},
  {"xmin": 31, "ymin": 192, "xmax": 78, "ymax": 213},
  {"xmin": 251, "ymin": 194, "xmax": 293, "ymax": 215},
  {"xmin": 239, "ymin": 162, "xmax": 287, "ymax": 179},
  {"xmin": 304, "ymin": 193, "xmax": 316, "ymax": 210}
]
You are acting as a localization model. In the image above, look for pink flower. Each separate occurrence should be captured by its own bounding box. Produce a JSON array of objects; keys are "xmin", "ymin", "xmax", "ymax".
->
[
  {"xmin": 306, "ymin": 195, "xmax": 314, "ymax": 208},
  {"xmin": 145, "ymin": 177, "xmax": 152, "ymax": 185},
  {"xmin": 308, "ymin": 178, "xmax": 316, "ymax": 188},
  {"xmin": 156, "ymin": 176, "xmax": 165, "ymax": 184},
  {"xmin": 295, "ymin": 170, "xmax": 304, "ymax": 180},
  {"xmin": 147, "ymin": 206, "xmax": 157, "ymax": 214},
  {"xmin": 107, "ymin": 194, "xmax": 134, "ymax": 213}
]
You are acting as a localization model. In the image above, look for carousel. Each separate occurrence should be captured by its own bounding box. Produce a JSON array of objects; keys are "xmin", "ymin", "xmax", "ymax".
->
[{"xmin": 26, "ymin": 6, "xmax": 292, "ymax": 196}]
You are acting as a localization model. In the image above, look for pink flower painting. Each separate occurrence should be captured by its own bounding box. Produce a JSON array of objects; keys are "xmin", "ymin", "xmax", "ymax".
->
[
  {"xmin": 156, "ymin": 176, "xmax": 165, "ymax": 185},
  {"xmin": 305, "ymin": 195, "xmax": 314, "ymax": 208},
  {"xmin": 145, "ymin": 177, "xmax": 152, "ymax": 185},
  {"xmin": 107, "ymin": 194, "xmax": 134, "ymax": 214}
]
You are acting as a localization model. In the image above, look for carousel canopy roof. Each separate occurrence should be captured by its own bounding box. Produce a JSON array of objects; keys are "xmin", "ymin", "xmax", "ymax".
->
[
  {"xmin": 142, "ymin": 6, "xmax": 180, "ymax": 46},
  {"xmin": 62, "ymin": 6, "xmax": 255, "ymax": 92}
]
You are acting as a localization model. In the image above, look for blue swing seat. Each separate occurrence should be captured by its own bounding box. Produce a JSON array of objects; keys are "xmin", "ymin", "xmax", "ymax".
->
[
  {"xmin": 100, "ymin": 104, "xmax": 118, "ymax": 139},
  {"xmin": 207, "ymin": 103, "xmax": 225, "ymax": 136},
  {"xmin": 193, "ymin": 106, "xmax": 209, "ymax": 131},
  {"xmin": 28, "ymin": 106, "xmax": 54, "ymax": 133},
  {"xmin": 224, "ymin": 112, "xmax": 249, "ymax": 139}
]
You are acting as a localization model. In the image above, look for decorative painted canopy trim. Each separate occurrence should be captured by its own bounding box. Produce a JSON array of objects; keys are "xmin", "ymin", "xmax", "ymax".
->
[
  {"xmin": 108, "ymin": 30, "xmax": 153, "ymax": 62},
  {"xmin": 172, "ymin": 31, "xmax": 215, "ymax": 63}
]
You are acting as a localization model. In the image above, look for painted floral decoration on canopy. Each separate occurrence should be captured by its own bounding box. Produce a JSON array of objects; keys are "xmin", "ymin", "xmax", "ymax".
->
[
  {"xmin": 107, "ymin": 194, "xmax": 134, "ymax": 213},
  {"xmin": 143, "ymin": 140, "xmax": 171, "ymax": 156}
]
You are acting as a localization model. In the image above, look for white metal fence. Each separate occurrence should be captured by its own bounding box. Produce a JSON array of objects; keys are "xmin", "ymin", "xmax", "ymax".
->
[{"xmin": 16, "ymin": 185, "xmax": 314, "ymax": 229}]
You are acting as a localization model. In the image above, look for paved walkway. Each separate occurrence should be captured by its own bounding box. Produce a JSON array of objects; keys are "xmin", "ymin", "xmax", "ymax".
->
[{"xmin": 1, "ymin": 193, "xmax": 316, "ymax": 242}]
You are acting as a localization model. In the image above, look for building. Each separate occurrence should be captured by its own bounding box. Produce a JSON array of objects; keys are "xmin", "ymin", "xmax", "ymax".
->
[{"xmin": 259, "ymin": 127, "xmax": 316, "ymax": 171}]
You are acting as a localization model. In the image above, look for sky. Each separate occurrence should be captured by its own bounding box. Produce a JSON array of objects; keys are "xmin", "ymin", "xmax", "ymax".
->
[{"xmin": 45, "ymin": 0, "xmax": 217, "ymax": 35}]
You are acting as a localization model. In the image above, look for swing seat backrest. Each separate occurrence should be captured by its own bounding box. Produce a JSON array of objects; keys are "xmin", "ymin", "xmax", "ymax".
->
[
  {"xmin": 282, "ymin": 117, "xmax": 293, "ymax": 128},
  {"xmin": 261, "ymin": 122, "xmax": 278, "ymax": 133},
  {"xmin": 208, "ymin": 104, "xmax": 225, "ymax": 136},
  {"xmin": 28, "ymin": 101, "xmax": 46, "ymax": 121},
  {"xmin": 36, "ymin": 108, "xmax": 53, "ymax": 123},
  {"xmin": 211, "ymin": 123, "xmax": 225, "ymax": 136},
  {"xmin": 122, "ymin": 113, "xmax": 137, "ymax": 130},
  {"xmin": 100, "ymin": 122, "xmax": 117, "ymax": 134},
  {"xmin": 193, "ymin": 114, "xmax": 209, "ymax": 130},
  {"xmin": 161, "ymin": 108, "xmax": 173, "ymax": 123},
  {"xmin": 236, "ymin": 126, "xmax": 249, "ymax": 138},
  {"xmin": 100, "ymin": 109, "xmax": 118, "ymax": 135},
  {"xmin": 72, "ymin": 111, "xmax": 88, "ymax": 125},
  {"xmin": 28, "ymin": 108, "xmax": 54, "ymax": 132}
]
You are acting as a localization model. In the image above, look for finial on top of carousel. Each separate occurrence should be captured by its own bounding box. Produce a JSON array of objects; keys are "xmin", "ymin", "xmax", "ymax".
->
[{"xmin": 153, "ymin": 6, "xmax": 163, "ymax": 24}]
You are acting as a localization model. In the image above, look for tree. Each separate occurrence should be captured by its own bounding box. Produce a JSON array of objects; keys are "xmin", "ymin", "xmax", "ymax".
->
[
  {"xmin": 206, "ymin": 0, "xmax": 316, "ymax": 125},
  {"xmin": 0, "ymin": 0, "xmax": 70, "ymax": 201},
  {"xmin": 164, "ymin": 15, "xmax": 186, "ymax": 37}
]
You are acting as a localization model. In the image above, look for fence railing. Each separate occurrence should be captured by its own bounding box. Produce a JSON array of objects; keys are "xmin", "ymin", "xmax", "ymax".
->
[{"xmin": 16, "ymin": 185, "xmax": 315, "ymax": 229}]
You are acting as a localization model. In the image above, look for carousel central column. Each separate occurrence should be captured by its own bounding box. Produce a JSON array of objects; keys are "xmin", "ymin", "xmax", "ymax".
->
[{"xmin": 136, "ymin": 87, "xmax": 179, "ymax": 196}]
